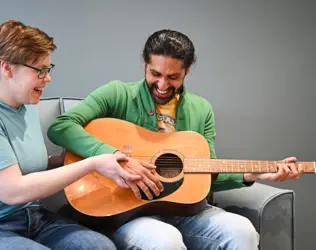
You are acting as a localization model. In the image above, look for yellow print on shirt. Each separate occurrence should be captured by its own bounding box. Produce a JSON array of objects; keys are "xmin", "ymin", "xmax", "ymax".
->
[
  {"xmin": 157, "ymin": 113, "xmax": 176, "ymax": 133},
  {"xmin": 155, "ymin": 94, "xmax": 179, "ymax": 133}
]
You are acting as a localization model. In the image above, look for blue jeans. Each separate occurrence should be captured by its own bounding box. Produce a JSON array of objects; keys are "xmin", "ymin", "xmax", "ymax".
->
[
  {"xmin": 111, "ymin": 205, "xmax": 259, "ymax": 250},
  {"xmin": 0, "ymin": 205, "xmax": 116, "ymax": 250}
]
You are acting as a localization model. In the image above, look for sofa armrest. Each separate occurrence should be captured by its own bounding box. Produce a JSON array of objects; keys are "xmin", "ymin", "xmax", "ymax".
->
[{"xmin": 213, "ymin": 182, "xmax": 295, "ymax": 250}]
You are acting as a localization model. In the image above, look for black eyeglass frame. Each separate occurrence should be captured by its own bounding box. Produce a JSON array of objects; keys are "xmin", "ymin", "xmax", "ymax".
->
[{"xmin": 22, "ymin": 63, "xmax": 55, "ymax": 79}]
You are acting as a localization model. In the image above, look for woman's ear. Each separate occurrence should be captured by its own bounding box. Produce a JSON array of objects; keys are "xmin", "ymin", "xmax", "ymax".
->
[{"xmin": 0, "ymin": 61, "xmax": 13, "ymax": 79}]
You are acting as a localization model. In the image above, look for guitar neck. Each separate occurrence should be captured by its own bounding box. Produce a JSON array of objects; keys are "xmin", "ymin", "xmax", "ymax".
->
[{"xmin": 183, "ymin": 159, "xmax": 316, "ymax": 173}]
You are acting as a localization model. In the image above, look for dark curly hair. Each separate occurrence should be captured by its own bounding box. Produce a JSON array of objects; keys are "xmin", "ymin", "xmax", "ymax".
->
[{"xmin": 142, "ymin": 29, "xmax": 196, "ymax": 70}]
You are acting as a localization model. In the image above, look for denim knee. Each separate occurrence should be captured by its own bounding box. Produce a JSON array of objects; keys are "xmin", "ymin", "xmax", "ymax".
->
[
  {"xmin": 223, "ymin": 216, "xmax": 259, "ymax": 249},
  {"xmin": 153, "ymin": 226, "xmax": 186, "ymax": 250},
  {"xmin": 113, "ymin": 218, "xmax": 187, "ymax": 250}
]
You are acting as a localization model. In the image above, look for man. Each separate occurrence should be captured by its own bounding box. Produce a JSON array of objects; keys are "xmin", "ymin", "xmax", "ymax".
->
[{"xmin": 47, "ymin": 29, "xmax": 302, "ymax": 250}]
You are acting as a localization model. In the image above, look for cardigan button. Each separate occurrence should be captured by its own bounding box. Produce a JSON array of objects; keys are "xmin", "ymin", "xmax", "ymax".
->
[{"xmin": 148, "ymin": 109, "xmax": 154, "ymax": 116}]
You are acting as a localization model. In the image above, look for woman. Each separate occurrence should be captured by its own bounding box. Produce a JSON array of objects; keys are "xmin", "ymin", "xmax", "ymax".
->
[{"xmin": 0, "ymin": 20, "xmax": 140, "ymax": 250}]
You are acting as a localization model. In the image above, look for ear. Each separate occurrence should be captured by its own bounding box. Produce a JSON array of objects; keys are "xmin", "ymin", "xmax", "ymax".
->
[
  {"xmin": 185, "ymin": 67, "xmax": 191, "ymax": 75},
  {"xmin": 0, "ymin": 61, "xmax": 14, "ymax": 78}
]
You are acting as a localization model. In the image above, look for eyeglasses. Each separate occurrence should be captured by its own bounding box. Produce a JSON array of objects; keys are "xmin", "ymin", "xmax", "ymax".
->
[{"xmin": 23, "ymin": 63, "xmax": 55, "ymax": 79}]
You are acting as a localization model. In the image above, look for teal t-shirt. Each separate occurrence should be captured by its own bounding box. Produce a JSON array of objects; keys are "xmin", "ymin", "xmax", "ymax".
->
[{"xmin": 0, "ymin": 100, "xmax": 48, "ymax": 218}]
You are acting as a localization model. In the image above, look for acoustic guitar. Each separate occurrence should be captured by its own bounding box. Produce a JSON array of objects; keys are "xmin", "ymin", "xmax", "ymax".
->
[{"xmin": 63, "ymin": 118, "xmax": 315, "ymax": 230}]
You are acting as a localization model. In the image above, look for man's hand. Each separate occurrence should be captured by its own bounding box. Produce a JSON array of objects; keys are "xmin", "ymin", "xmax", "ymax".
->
[
  {"xmin": 116, "ymin": 152, "xmax": 164, "ymax": 200},
  {"xmin": 243, "ymin": 156, "xmax": 304, "ymax": 182}
]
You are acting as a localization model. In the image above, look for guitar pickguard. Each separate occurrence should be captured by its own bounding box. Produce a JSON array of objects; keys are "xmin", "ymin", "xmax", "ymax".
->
[{"xmin": 140, "ymin": 177, "xmax": 184, "ymax": 200}]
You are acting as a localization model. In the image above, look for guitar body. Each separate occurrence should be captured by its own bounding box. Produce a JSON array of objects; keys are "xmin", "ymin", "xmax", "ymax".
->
[{"xmin": 64, "ymin": 118, "xmax": 212, "ymax": 230}]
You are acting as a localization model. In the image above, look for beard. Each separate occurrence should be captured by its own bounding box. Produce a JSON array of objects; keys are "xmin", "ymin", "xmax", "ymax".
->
[
  {"xmin": 145, "ymin": 78, "xmax": 183, "ymax": 105},
  {"xmin": 148, "ymin": 83, "xmax": 176, "ymax": 105}
]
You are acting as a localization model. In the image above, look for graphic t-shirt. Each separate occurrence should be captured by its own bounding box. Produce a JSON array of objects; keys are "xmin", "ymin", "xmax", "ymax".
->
[{"xmin": 155, "ymin": 94, "xmax": 179, "ymax": 133}]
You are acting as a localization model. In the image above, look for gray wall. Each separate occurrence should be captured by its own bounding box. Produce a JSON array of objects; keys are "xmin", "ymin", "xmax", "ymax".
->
[{"xmin": 1, "ymin": 0, "xmax": 315, "ymax": 249}]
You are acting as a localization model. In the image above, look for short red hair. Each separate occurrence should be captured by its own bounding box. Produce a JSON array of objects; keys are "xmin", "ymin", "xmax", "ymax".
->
[{"xmin": 0, "ymin": 20, "xmax": 56, "ymax": 65}]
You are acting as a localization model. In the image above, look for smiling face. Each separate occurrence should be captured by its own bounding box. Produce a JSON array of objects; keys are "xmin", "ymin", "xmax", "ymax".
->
[
  {"xmin": 0, "ymin": 54, "xmax": 52, "ymax": 107},
  {"xmin": 0, "ymin": 20, "xmax": 56, "ymax": 107},
  {"xmin": 144, "ymin": 55, "xmax": 190, "ymax": 105}
]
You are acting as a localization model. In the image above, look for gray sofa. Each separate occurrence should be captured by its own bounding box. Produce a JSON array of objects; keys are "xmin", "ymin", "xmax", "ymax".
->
[{"xmin": 38, "ymin": 97, "xmax": 295, "ymax": 250}]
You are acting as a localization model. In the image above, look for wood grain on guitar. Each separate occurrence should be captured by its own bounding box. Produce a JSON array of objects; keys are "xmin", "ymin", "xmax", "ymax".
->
[{"xmin": 63, "ymin": 118, "xmax": 315, "ymax": 230}]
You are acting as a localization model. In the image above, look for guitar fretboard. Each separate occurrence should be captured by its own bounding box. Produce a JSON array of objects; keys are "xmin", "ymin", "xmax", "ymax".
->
[{"xmin": 183, "ymin": 159, "xmax": 316, "ymax": 173}]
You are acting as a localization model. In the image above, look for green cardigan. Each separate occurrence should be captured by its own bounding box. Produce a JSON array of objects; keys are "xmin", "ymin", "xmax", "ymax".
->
[{"xmin": 47, "ymin": 79, "xmax": 249, "ymax": 191}]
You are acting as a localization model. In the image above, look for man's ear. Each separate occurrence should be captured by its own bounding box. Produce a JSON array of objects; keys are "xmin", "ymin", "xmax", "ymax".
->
[{"xmin": 0, "ymin": 61, "xmax": 13, "ymax": 78}]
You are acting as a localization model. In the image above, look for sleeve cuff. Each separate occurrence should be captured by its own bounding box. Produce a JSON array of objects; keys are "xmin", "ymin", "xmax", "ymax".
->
[{"xmin": 94, "ymin": 143, "xmax": 118, "ymax": 156}]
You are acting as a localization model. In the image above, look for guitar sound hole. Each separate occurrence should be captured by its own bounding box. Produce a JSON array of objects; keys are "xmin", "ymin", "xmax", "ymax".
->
[{"xmin": 155, "ymin": 153, "xmax": 183, "ymax": 178}]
